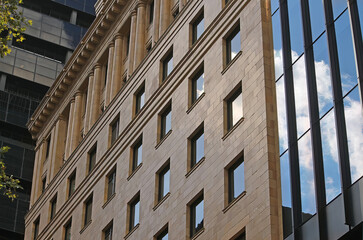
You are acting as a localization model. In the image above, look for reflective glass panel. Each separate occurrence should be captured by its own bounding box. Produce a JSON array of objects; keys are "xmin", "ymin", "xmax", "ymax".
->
[
  {"xmin": 332, "ymin": 0, "xmax": 347, "ymax": 20},
  {"xmin": 272, "ymin": 9, "xmax": 283, "ymax": 80},
  {"xmin": 288, "ymin": 0, "xmax": 304, "ymax": 60},
  {"xmin": 276, "ymin": 77, "xmax": 288, "ymax": 154},
  {"xmin": 280, "ymin": 151, "xmax": 293, "ymax": 238},
  {"xmin": 195, "ymin": 132, "xmax": 204, "ymax": 164},
  {"xmin": 309, "ymin": 0, "xmax": 325, "ymax": 41}
]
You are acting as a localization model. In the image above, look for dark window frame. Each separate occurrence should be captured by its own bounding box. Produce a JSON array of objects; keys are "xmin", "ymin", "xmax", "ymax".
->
[
  {"xmin": 228, "ymin": 156, "xmax": 245, "ymax": 203},
  {"xmin": 68, "ymin": 171, "xmax": 76, "ymax": 199},
  {"xmin": 33, "ymin": 217, "xmax": 40, "ymax": 240},
  {"xmin": 132, "ymin": 137, "xmax": 143, "ymax": 172},
  {"xmin": 50, "ymin": 194, "xmax": 57, "ymax": 221},
  {"xmin": 110, "ymin": 117, "xmax": 120, "ymax": 145},
  {"xmin": 158, "ymin": 162, "xmax": 170, "ymax": 201},
  {"xmin": 64, "ymin": 219, "xmax": 72, "ymax": 240},
  {"xmin": 149, "ymin": 0, "xmax": 154, "ymax": 24},
  {"xmin": 135, "ymin": 85, "xmax": 145, "ymax": 116},
  {"xmin": 191, "ymin": 67, "xmax": 205, "ymax": 104},
  {"xmin": 192, "ymin": 10, "xmax": 204, "ymax": 44},
  {"xmin": 155, "ymin": 226, "xmax": 168, "ymax": 240},
  {"xmin": 190, "ymin": 125, "xmax": 204, "ymax": 168},
  {"xmin": 84, "ymin": 195, "xmax": 93, "ymax": 227},
  {"xmin": 225, "ymin": 25, "xmax": 241, "ymax": 65},
  {"xmin": 162, "ymin": 48, "xmax": 173, "ymax": 82},
  {"xmin": 107, "ymin": 168, "xmax": 116, "ymax": 200},
  {"xmin": 104, "ymin": 222, "xmax": 113, "ymax": 240},
  {"xmin": 88, "ymin": 145, "xmax": 97, "ymax": 175},
  {"xmin": 160, "ymin": 103, "xmax": 172, "ymax": 141},
  {"xmin": 226, "ymin": 85, "xmax": 243, "ymax": 131},
  {"xmin": 129, "ymin": 194, "xmax": 140, "ymax": 231},
  {"xmin": 190, "ymin": 194, "xmax": 204, "ymax": 238}
]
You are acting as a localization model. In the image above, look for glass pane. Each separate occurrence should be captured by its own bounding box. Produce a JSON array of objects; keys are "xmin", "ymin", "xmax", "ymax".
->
[
  {"xmin": 298, "ymin": 131, "xmax": 316, "ymax": 222},
  {"xmin": 167, "ymin": 57, "xmax": 173, "ymax": 76},
  {"xmin": 272, "ymin": 9, "xmax": 283, "ymax": 80},
  {"xmin": 196, "ymin": 73, "xmax": 204, "ymax": 99},
  {"xmin": 332, "ymin": 0, "xmax": 347, "ymax": 20},
  {"xmin": 140, "ymin": 91, "xmax": 145, "ymax": 108},
  {"xmin": 292, "ymin": 55, "xmax": 310, "ymax": 137},
  {"xmin": 313, "ymin": 33, "xmax": 334, "ymax": 117},
  {"xmin": 359, "ymin": 1, "xmax": 363, "ymax": 35},
  {"xmin": 195, "ymin": 200, "xmax": 203, "ymax": 231},
  {"xmin": 288, "ymin": 0, "xmax": 304, "ymax": 60},
  {"xmin": 196, "ymin": 17, "xmax": 204, "ymax": 40},
  {"xmin": 134, "ymin": 201, "xmax": 140, "ymax": 226},
  {"xmin": 233, "ymin": 161, "xmax": 245, "ymax": 198},
  {"xmin": 137, "ymin": 144, "xmax": 142, "ymax": 166},
  {"xmin": 271, "ymin": 0, "xmax": 279, "ymax": 14},
  {"xmin": 276, "ymin": 77, "xmax": 288, "ymax": 154},
  {"xmin": 232, "ymin": 92, "xmax": 243, "ymax": 126},
  {"xmin": 321, "ymin": 110, "xmax": 341, "ymax": 203},
  {"xmin": 196, "ymin": 133, "xmax": 204, "ymax": 163},
  {"xmin": 344, "ymin": 87, "xmax": 363, "ymax": 183},
  {"xmin": 309, "ymin": 0, "xmax": 325, "ymax": 41},
  {"xmin": 230, "ymin": 31, "xmax": 241, "ymax": 60},
  {"xmin": 165, "ymin": 111, "xmax": 171, "ymax": 134},
  {"xmin": 335, "ymin": 11, "xmax": 358, "ymax": 96},
  {"xmin": 280, "ymin": 151, "xmax": 293, "ymax": 237},
  {"xmin": 164, "ymin": 169, "xmax": 170, "ymax": 194}
]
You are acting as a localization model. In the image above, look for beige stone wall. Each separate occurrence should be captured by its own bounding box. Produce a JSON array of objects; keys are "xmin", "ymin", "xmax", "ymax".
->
[{"xmin": 25, "ymin": 0, "xmax": 281, "ymax": 239}]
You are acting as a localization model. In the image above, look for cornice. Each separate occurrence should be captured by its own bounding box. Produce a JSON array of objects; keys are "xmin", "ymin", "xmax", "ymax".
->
[{"xmin": 26, "ymin": 0, "xmax": 129, "ymax": 139}]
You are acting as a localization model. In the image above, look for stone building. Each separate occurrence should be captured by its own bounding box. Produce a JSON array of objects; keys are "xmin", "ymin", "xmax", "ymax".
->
[{"xmin": 24, "ymin": 0, "xmax": 363, "ymax": 239}]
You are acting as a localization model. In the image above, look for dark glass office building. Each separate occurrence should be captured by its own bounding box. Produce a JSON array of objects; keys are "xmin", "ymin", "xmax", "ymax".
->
[
  {"xmin": 272, "ymin": 0, "xmax": 363, "ymax": 239},
  {"xmin": 0, "ymin": 0, "xmax": 95, "ymax": 239}
]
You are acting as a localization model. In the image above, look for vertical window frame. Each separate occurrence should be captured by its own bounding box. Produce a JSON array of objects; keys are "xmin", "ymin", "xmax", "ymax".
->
[
  {"xmin": 191, "ymin": 8, "xmax": 205, "ymax": 45},
  {"xmin": 87, "ymin": 144, "xmax": 97, "ymax": 175},
  {"xmin": 224, "ymin": 23, "xmax": 241, "ymax": 67},
  {"xmin": 134, "ymin": 83, "xmax": 146, "ymax": 116},
  {"xmin": 224, "ymin": 83, "xmax": 243, "ymax": 134},
  {"xmin": 67, "ymin": 170, "xmax": 76, "ymax": 199},
  {"xmin": 188, "ymin": 123, "xmax": 205, "ymax": 172},
  {"xmin": 189, "ymin": 64, "xmax": 205, "ymax": 107},
  {"xmin": 161, "ymin": 47, "xmax": 173, "ymax": 83},
  {"xmin": 110, "ymin": 116, "xmax": 120, "ymax": 146},
  {"xmin": 83, "ymin": 194, "xmax": 93, "ymax": 228},
  {"xmin": 156, "ymin": 160, "xmax": 170, "ymax": 203},
  {"xmin": 158, "ymin": 102, "xmax": 172, "ymax": 142},
  {"xmin": 33, "ymin": 217, "xmax": 40, "ymax": 240},
  {"xmin": 130, "ymin": 136, "xmax": 143, "ymax": 174},
  {"xmin": 128, "ymin": 192, "xmax": 140, "ymax": 232},
  {"xmin": 63, "ymin": 218, "xmax": 72, "ymax": 240},
  {"xmin": 187, "ymin": 191, "xmax": 204, "ymax": 239},
  {"xmin": 49, "ymin": 194, "xmax": 57, "ymax": 221},
  {"xmin": 106, "ymin": 167, "xmax": 117, "ymax": 202}
]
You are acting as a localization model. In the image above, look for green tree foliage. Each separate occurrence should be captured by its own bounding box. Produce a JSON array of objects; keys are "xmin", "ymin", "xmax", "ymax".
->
[
  {"xmin": 0, "ymin": 146, "xmax": 23, "ymax": 200},
  {"xmin": 0, "ymin": 0, "xmax": 32, "ymax": 57}
]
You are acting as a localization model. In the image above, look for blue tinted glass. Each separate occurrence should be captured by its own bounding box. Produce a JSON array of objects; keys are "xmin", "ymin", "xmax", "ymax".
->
[
  {"xmin": 359, "ymin": 2, "xmax": 363, "ymax": 35},
  {"xmin": 165, "ymin": 111, "xmax": 171, "ymax": 133},
  {"xmin": 298, "ymin": 131, "xmax": 316, "ymax": 221},
  {"xmin": 140, "ymin": 92, "xmax": 145, "ymax": 108},
  {"xmin": 273, "ymin": 9, "xmax": 283, "ymax": 79},
  {"xmin": 321, "ymin": 110, "xmax": 341, "ymax": 203},
  {"xmin": 280, "ymin": 151, "xmax": 292, "ymax": 208},
  {"xmin": 196, "ymin": 133, "xmax": 204, "ymax": 163},
  {"xmin": 276, "ymin": 78, "xmax": 288, "ymax": 154},
  {"xmin": 332, "ymin": 0, "xmax": 347, "ymax": 20},
  {"xmin": 313, "ymin": 34, "xmax": 334, "ymax": 117},
  {"xmin": 162, "ymin": 233, "xmax": 168, "ymax": 240},
  {"xmin": 137, "ymin": 144, "xmax": 142, "ymax": 165},
  {"xmin": 271, "ymin": 0, "xmax": 279, "ymax": 14},
  {"xmin": 335, "ymin": 11, "xmax": 358, "ymax": 96},
  {"xmin": 232, "ymin": 92, "xmax": 243, "ymax": 126},
  {"xmin": 288, "ymin": 0, "xmax": 304, "ymax": 61},
  {"xmin": 231, "ymin": 31, "xmax": 241, "ymax": 60},
  {"xmin": 164, "ymin": 169, "xmax": 170, "ymax": 194},
  {"xmin": 344, "ymin": 87, "xmax": 363, "ymax": 183},
  {"xmin": 196, "ymin": 73, "xmax": 204, "ymax": 99},
  {"xmin": 233, "ymin": 161, "xmax": 245, "ymax": 198},
  {"xmin": 309, "ymin": 0, "xmax": 325, "ymax": 41},
  {"xmin": 195, "ymin": 200, "xmax": 203, "ymax": 229},
  {"xmin": 292, "ymin": 55, "xmax": 310, "ymax": 137},
  {"xmin": 134, "ymin": 201, "xmax": 140, "ymax": 226}
]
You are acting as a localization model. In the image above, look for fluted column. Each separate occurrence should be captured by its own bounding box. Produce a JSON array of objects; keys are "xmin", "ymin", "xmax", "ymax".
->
[
  {"xmin": 36, "ymin": 140, "xmax": 47, "ymax": 198},
  {"xmin": 128, "ymin": 10, "xmax": 137, "ymax": 75},
  {"xmin": 134, "ymin": 0, "xmax": 147, "ymax": 68},
  {"xmin": 153, "ymin": 0, "xmax": 160, "ymax": 43},
  {"xmin": 70, "ymin": 91, "xmax": 83, "ymax": 152},
  {"xmin": 159, "ymin": 0, "xmax": 170, "ymax": 35},
  {"xmin": 30, "ymin": 145, "xmax": 41, "ymax": 205},
  {"xmin": 111, "ymin": 34, "xmax": 124, "ymax": 98},
  {"xmin": 49, "ymin": 115, "xmax": 67, "ymax": 180},
  {"xmin": 105, "ymin": 42, "xmax": 115, "ymax": 106},
  {"xmin": 84, "ymin": 71, "xmax": 94, "ymax": 134},
  {"xmin": 90, "ymin": 64, "xmax": 102, "ymax": 126},
  {"xmin": 47, "ymin": 126, "xmax": 56, "ymax": 179},
  {"xmin": 64, "ymin": 98, "xmax": 75, "ymax": 160}
]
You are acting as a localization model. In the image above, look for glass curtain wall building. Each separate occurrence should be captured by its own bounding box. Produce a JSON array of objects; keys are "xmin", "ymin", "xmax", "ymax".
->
[
  {"xmin": 272, "ymin": 0, "xmax": 363, "ymax": 239},
  {"xmin": 0, "ymin": 1, "xmax": 95, "ymax": 240}
]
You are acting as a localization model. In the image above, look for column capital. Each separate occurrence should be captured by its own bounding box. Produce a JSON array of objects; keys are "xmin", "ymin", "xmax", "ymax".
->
[
  {"xmin": 114, "ymin": 33, "xmax": 124, "ymax": 40},
  {"xmin": 89, "ymin": 70, "xmax": 94, "ymax": 77},
  {"xmin": 75, "ymin": 90, "xmax": 82, "ymax": 97},
  {"xmin": 131, "ymin": 9, "xmax": 137, "ymax": 16},
  {"xmin": 58, "ymin": 114, "xmax": 66, "ymax": 121},
  {"xmin": 94, "ymin": 63, "xmax": 102, "ymax": 69},
  {"xmin": 108, "ymin": 41, "xmax": 115, "ymax": 48},
  {"xmin": 70, "ymin": 97, "xmax": 75, "ymax": 103},
  {"xmin": 136, "ymin": 0, "xmax": 147, "ymax": 8}
]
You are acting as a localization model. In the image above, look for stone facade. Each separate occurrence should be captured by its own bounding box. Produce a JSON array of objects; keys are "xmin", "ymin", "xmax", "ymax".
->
[{"xmin": 25, "ymin": 0, "xmax": 282, "ymax": 239}]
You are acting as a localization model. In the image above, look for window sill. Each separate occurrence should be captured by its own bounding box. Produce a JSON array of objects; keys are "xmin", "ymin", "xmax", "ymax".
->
[
  {"xmin": 185, "ymin": 157, "xmax": 205, "ymax": 178},
  {"xmin": 187, "ymin": 92, "xmax": 205, "ymax": 114},
  {"xmin": 153, "ymin": 192, "xmax": 171, "ymax": 211},
  {"xmin": 102, "ymin": 193, "xmax": 116, "ymax": 209},
  {"xmin": 124, "ymin": 223, "xmax": 140, "ymax": 239},
  {"xmin": 79, "ymin": 220, "xmax": 92, "ymax": 234},
  {"xmin": 222, "ymin": 117, "xmax": 244, "ymax": 141},
  {"xmin": 191, "ymin": 228, "xmax": 205, "ymax": 240},
  {"xmin": 155, "ymin": 130, "xmax": 172, "ymax": 149},
  {"xmin": 223, "ymin": 191, "xmax": 246, "ymax": 213},
  {"xmin": 127, "ymin": 163, "xmax": 143, "ymax": 181},
  {"xmin": 221, "ymin": 51, "xmax": 242, "ymax": 75}
]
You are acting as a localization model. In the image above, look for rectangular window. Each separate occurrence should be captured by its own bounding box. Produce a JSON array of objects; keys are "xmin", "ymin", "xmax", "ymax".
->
[
  {"xmin": 88, "ymin": 146, "xmax": 97, "ymax": 174},
  {"xmin": 226, "ymin": 25, "xmax": 241, "ymax": 65},
  {"xmin": 135, "ymin": 85, "xmax": 145, "ymax": 115},
  {"xmin": 190, "ymin": 125, "xmax": 204, "ymax": 168},
  {"xmin": 132, "ymin": 138, "xmax": 143, "ymax": 171},
  {"xmin": 160, "ymin": 104, "xmax": 172, "ymax": 140},
  {"xmin": 68, "ymin": 171, "xmax": 76, "ymax": 198},
  {"xmin": 228, "ymin": 157, "xmax": 245, "ymax": 203},
  {"xmin": 149, "ymin": 1, "xmax": 154, "ymax": 24},
  {"xmin": 64, "ymin": 220, "xmax": 72, "ymax": 240},
  {"xmin": 162, "ymin": 50, "xmax": 173, "ymax": 82},
  {"xmin": 129, "ymin": 194, "xmax": 140, "ymax": 231},
  {"xmin": 233, "ymin": 232, "xmax": 246, "ymax": 240},
  {"xmin": 191, "ymin": 67, "xmax": 205, "ymax": 104},
  {"xmin": 107, "ymin": 169, "xmax": 116, "ymax": 200},
  {"xmin": 45, "ymin": 135, "xmax": 51, "ymax": 159},
  {"xmin": 110, "ymin": 117, "xmax": 119, "ymax": 145},
  {"xmin": 156, "ymin": 226, "xmax": 168, "ymax": 240},
  {"xmin": 33, "ymin": 217, "xmax": 40, "ymax": 240},
  {"xmin": 104, "ymin": 64, "xmax": 108, "ymax": 88},
  {"xmin": 84, "ymin": 195, "xmax": 93, "ymax": 227},
  {"xmin": 104, "ymin": 224, "xmax": 113, "ymax": 240},
  {"xmin": 50, "ymin": 195, "xmax": 57, "ymax": 220},
  {"xmin": 192, "ymin": 11, "xmax": 204, "ymax": 44},
  {"xmin": 158, "ymin": 163, "xmax": 170, "ymax": 201},
  {"xmin": 41, "ymin": 176, "xmax": 46, "ymax": 193},
  {"xmin": 190, "ymin": 194, "xmax": 204, "ymax": 238},
  {"xmin": 226, "ymin": 85, "xmax": 243, "ymax": 131}
]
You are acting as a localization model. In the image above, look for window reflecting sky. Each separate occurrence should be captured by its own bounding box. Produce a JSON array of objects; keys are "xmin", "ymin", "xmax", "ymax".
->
[
  {"xmin": 196, "ymin": 133, "xmax": 204, "ymax": 163},
  {"xmin": 233, "ymin": 161, "xmax": 245, "ymax": 198}
]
